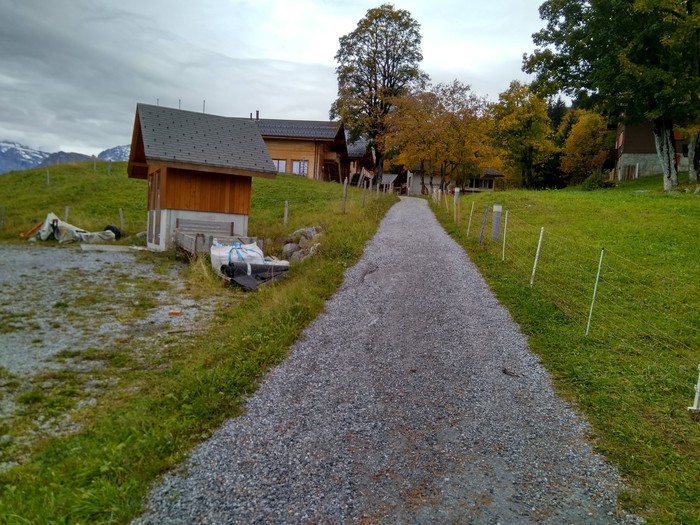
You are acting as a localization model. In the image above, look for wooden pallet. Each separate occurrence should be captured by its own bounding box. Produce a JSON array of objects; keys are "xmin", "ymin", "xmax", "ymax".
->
[{"xmin": 174, "ymin": 218, "xmax": 257, "ymax": 255}]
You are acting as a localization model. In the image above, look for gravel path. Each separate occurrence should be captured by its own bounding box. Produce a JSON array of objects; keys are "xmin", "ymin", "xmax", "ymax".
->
[
  {"xmin": 133, "ymin": 197, "xmax": 635, "ymax": 524},
  {"xmin": 0, "ymin": 244, "xmax": 207, "ymax": 378}
]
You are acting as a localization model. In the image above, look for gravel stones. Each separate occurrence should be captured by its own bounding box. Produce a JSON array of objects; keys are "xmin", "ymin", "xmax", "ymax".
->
[{"xmin": 133, "ymin": 197, "xmax": 638, "ymax": 524}]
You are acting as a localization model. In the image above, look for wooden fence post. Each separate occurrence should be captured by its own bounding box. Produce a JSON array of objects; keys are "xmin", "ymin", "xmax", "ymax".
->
[{"xmin": 342, "ymin": 178, "xmax": 348, "ymax": 213}]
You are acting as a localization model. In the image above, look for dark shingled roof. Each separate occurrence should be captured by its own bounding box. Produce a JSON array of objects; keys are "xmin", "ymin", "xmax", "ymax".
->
[
  {"xmin": 346, "ymin": 136, "xmax": 370, "ymax": 159},
  {"xmin": 135, "ymin": 103, "xmax": 276, "ymax": 175},
  {"xmin": 255, "ymin": 118, "xmax": 343, "ymax": 140},
  {"xmin": 482, "ymin": 167, "xmax": 505, "ymax": 178}
]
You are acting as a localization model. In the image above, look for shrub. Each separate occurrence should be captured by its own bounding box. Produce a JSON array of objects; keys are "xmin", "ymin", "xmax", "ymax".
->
[{"xmin": 581, "ymin": 170, "xmax": 615, "ymax": 190}]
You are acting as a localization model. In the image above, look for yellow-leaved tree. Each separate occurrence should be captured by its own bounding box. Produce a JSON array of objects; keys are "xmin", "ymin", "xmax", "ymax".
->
[
  {"xmin": 491, "ymin": 81, "xmax": 557, "ymax": 188},
  {"xmin": 560, "ymin": 110, "xmax": 610, "ymax": 185},
  {"xmin": 386, "ymin": 80, "xmax": 500, "ymax": 192}
]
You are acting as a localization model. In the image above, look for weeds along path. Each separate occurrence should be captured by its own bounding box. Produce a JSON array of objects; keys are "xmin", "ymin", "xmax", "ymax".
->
[{"xmin": 134, "ymin": 197, "xmax": 637, "ymax": 524}]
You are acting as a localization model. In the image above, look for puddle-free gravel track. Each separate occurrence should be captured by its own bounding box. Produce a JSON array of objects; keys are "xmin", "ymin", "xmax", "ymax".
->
[{"xmin": 132, "ymin": 197, "xmax": 639, "ymax": 524}]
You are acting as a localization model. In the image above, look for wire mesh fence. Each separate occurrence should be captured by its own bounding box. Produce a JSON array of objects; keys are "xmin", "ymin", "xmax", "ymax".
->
[{"xmin": 448, "ymin": 195, "xmax": 700, "ymax": 380}]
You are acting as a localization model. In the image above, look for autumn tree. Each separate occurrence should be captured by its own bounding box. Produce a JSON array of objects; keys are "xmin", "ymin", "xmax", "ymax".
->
[
  {"xmin": 524, "ymin": 0, "xmax": 700, "ymax": 191},
  {"xmin": 386, "ymin": 81, "xmax": 499, "ymax": 192},
  {"xmin": 491, "ymin": 81, "xmax": 557, "ymax": 188},
  {"xmin": 384, "ymin": 88, "xmax": 442, "ymax": 192},
  {"xmin": 560, "ymin": 110, "xmax": 610, "ymax": 184},
  {"xmin": 332, "ymin": 4, "xmax": 427, "ymax": 180}
]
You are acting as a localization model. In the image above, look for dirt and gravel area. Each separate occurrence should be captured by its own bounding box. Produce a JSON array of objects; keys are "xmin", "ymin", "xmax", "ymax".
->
[
  {"xmin": 132, "ymin": 197, "xmax": 640, "ymax": 524},
  {"xmin": 0, "ymin": 243, "xmax": 218, "ymax": 420}
]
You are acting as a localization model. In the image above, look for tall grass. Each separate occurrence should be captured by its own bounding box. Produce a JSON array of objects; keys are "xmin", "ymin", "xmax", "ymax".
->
[
  {"xmin": 433, "ymin": 174, "xmax": 700, "ymax": 523},
  {"xmin": 0, "ymin": 163, "xmax": 397, "ymax": 524}
]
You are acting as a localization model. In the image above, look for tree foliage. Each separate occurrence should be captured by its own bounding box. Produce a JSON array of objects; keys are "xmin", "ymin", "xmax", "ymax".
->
[
  {"xmin": 385, "ymin": 81, "xmax": 499, "ymax": 191},
  {"xmin": 491, "ymin": 81, "xmax": 557, "ymax": 188},
  {"xmin": 332, "ymin": 4, "xmax": 427, "ymax": 178},
  {"xmin": 524, "ymin": 0, "xmax": 700, "ymax": 190},
  {"xmin": 560, "ymin": 109, "xmax": 610, "ymax": 184}
]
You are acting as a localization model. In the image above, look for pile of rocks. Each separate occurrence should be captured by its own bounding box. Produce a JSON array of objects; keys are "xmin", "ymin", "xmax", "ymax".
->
[{"xmin": 282, "ymin": 227, "xmax": 321, "ymax": 262}]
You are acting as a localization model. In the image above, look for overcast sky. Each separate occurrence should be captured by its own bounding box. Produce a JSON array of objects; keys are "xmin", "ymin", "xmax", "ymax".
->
[{"xmin": 0, "ymin": 0, "xmax": 544, "ymax": 155}]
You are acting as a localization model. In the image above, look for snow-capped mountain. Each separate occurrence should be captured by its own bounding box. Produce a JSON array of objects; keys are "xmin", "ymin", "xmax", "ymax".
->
[
  {"xmin": 0, "ymin": 142, "xmax": 131, "ymax": 174},
  {"xmin": 0, "ymin": 141, "xmax": 51, "ymax": 173},
  {"xmin": 98, "ymin": 145, "xmax": 130, "ymax": 162}
]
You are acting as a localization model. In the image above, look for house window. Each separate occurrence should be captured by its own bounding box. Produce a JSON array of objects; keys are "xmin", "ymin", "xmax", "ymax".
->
[
  {"xmin": 272, "ymin": 159, "xmax": 286, "ymax": 173},
  {"xmin": 292, "ymin": 160, "xmax": 308, "ymax": 176}
]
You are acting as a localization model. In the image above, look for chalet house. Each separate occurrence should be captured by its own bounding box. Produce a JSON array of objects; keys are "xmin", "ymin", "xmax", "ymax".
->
[
  {"xmin": 463, "ymin": 167, "xmax": 505, "ymax": 192},
  {"xmin": 406, "ymin": 167, "xmax": 504, "ymax": 194},
  {"xmin": 346, "ymin": 136, "xmax": 375, "ymax": 185},
  {"xmin": 127, "ymin": 103, "xmax": 276, "ymax": 252},
  {"xmin": 616, "ymin": 122, "xmax": 687, "ymax": 178},
  {"xmin": 254, "ymin": 115, "xmax": 349, "ymax": 182}
]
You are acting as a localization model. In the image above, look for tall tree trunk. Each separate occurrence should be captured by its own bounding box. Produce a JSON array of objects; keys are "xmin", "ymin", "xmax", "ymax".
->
[
  {"xmin": 373, "ymin": 144, "xmax": 384, "ymax": 185},
  {"xmin": 651, "ymin": 118, "xmax": 678, "ymax": 191},
  {"xmin": 688, "ymin": 133, "xmax": 699, "ymax": 184}
]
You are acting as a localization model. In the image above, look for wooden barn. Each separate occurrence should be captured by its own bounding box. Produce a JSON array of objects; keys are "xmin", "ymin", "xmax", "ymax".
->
[
  {"xmin": 254, "ymin": 114, "xmax": 349, "ymax": 182},
  {"xmin": 127, "ymin": 103, "xmax": 276, "ymax": 252},
  {"xmin": 615, "ymin": 122, "xmax": 688, "ymax": 179}
]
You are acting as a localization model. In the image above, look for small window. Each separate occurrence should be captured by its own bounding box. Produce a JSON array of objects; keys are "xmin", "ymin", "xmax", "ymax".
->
[
  {"xmin": 292, "ymin": 160, "xmax": 308, "ymax": 176},
  {"xmin": 272, "ymin": 159, "xmax": 286, "ymax": 173}
]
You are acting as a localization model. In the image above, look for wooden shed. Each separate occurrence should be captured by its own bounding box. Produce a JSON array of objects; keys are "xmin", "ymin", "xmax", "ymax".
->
[
  {"xmin": 127, "ymin": 104, "xmax": 276, "ymax": 251},
  {"xmin": 255, "ymin": 116, "xmax": 349, "ymax": 182}
]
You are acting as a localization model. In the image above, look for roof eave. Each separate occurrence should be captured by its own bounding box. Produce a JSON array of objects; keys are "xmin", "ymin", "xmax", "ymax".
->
[{"xmin": 129, "ymin": 158, "xmax": 277, "ymax": 179}]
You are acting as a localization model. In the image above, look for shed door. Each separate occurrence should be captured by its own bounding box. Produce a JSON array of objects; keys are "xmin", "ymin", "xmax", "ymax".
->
[{"xmin": 148, "ymin": 169, "xmax": 161, "ymax": 245}]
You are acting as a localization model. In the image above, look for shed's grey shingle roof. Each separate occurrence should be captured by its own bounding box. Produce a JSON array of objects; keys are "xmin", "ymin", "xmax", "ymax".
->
[
  {"xmin": 255, "ymin": 118, "xmax": 342, "ymax": 140},
  {"xmin": 137, "ymin": 103, "xmax": 276, "ymax": 174}
]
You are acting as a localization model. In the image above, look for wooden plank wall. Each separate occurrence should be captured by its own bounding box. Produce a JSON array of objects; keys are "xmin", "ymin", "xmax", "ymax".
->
[
  {"xmin": 159, "ymin": 167, "xmax": 252, "ymax": 214},
  {"xmin": 264, "ymin": 138, "xmax": 322, "ymax": 179}
]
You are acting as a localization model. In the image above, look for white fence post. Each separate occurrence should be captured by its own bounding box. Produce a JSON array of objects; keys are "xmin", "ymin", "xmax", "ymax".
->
[
  {"xmin": 689, "ymin": 364, "xmax": 700, "ymax": 413},
  {"xmin": 502, "ymin": 210, "xmax": 509, "ymax": 262},
  {"xmin": 586, "ymin": 247, "xmax": 605, "ymax": 336},
  {"xmin": 284, "ymin": 200, "xmax": 289, "ymax": 226},
  {"xmin": 530, "ymin": 227, "xmax": 545, "ymax": 288},
  {"xmin": 467, "ymin": 201, "xmax": 475, "ymax": 237}
]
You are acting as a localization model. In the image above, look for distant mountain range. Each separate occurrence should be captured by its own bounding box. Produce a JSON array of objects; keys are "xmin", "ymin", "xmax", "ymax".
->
[{"xmin": 0, "ymin": 141, "xmax": 131, "ymax": 175}]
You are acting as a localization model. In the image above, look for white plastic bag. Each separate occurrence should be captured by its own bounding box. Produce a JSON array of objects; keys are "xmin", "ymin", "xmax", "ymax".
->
[{"xmin": 210, "ymin": 242, "xmax": 265, "ymax": 271}]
